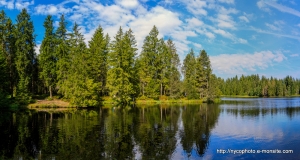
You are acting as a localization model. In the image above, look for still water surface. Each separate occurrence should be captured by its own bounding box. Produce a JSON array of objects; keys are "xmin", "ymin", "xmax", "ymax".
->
[{"xmin": 0, "ymin": 98, "xmax": 300, "ymax": 159}]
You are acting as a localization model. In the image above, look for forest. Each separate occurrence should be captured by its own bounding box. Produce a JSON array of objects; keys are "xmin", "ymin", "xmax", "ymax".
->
[{"xmin": 0, "ymin": 9, "xmax": 300, "ymax": 107}]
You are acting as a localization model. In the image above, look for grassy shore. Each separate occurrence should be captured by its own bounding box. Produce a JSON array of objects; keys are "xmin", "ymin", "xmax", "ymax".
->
[
  {"xmin": 28, "ymin": 99, "xmax": 71, "ymax": 108},
  {"xmin": 28, "ymin": 97, "xmax": 215, "ymax": 108}
]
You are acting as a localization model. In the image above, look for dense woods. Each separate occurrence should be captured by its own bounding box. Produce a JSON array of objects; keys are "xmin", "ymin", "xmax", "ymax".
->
[
  {"xmin": 0, "ymin": 9, "xmax": 299, "ymax": 106},
  {"xmin": 220, "ymin": 75, "xmax": 300, "ymax": 97}
]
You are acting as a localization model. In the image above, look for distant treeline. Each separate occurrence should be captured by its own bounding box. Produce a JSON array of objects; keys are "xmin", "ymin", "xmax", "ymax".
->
[
  {"xmin": 0, "ymin": 9, "xmax": 220, "ymax": 106},
  {"xmin": 219, "ymin": 75, "xmax": 300, "ymax": 97}
]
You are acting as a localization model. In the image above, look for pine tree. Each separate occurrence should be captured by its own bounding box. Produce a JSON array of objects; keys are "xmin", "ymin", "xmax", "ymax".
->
[
  {"xmin": 60, "ymin": 23, "xmax": 99, "ymax": 106},
  {"xmin": 138, "ymin": 26, "xmax": 160, "ymax": 98},
  {"xmin": 166, "ymin": 39, "xmax": 181, "ymax": 99},
  {"xmin": 156, "ymin": 38, "xmax": 171, "ymax": 97},
  {"xmin": 107, "ymin": 27, "xmax": 138, "ymax": 104},
  {"xmin": 39, "ymin": 15, "xmax": 56, "ymax": 98},
  {"xmin": 182, "ymin": 49, "xmax": 197, "ymax": 99},
  {"xmin": 196, "ymin": 50, "xmax": 212, "ymax": 99},
  {"xmin": 15, "ymin": 8, "xmax": 36, "ymax": 104},
  {"xmin": 56, "ymin": 14, "xmax": 70, "ymax": 96},
  {"xmin": 88, "ymin": 26, "xmax": 110, "ymax": 97},
  {"xmin": 0, "ymin": 10, "xmax": 16, "ymax": 98}
]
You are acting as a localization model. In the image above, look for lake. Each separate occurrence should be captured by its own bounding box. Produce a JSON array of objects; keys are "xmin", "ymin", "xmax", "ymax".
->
[{"xmin": 1, "ymin": 97, "xmax": 300, "ymax": 159}]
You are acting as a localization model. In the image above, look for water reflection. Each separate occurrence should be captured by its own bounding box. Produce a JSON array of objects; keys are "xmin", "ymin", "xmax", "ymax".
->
[
  {"xmin": 180, "ymin": 104, "xmax": 220, "ymax": 157},
  {"xmin": 0, "ymin": 98, "xmax": 300, "ymax": 159}
]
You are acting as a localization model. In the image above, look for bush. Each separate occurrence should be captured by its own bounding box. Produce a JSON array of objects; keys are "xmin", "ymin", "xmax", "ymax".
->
[{"xmin": 159, "ymin": 95, "xmax": 168, "ymax": 100}]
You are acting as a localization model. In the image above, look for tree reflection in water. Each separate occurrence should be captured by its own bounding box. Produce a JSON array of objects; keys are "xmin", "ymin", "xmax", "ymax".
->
[{"xmin": 7, "ymin": 103, "xmax": 299, "ymax": 159}]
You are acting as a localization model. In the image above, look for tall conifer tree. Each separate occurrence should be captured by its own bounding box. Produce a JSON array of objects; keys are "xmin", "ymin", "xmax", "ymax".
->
[
  {"xmin": 139, "ymin": 26, "xmax": 160, "ymax": 98},
  {"xmin": 39, "ymin": 15, "xmax": 56, "ymax": 98},
  {"xmin": 107, "ymin": 27, "xmax": 138, "ymax": 104},
  {"xmin": 167, "ymin": 39, "xmax": 181, "ymax": 98},
  {"xmin": 88, "ymin": 26, "xmax": 109, "ymax": 97},
  {"xmin": 15, "ymin": 8, "xmax": 36, "ymax": 104},
  {"xmin": 182, "ymin": 49, "xmax": 197, "ymax": 99}
]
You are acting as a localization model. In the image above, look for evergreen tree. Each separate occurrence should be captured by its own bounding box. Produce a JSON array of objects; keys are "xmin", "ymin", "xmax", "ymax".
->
[
  {"xmin": 15, "ymin": 8, "xmax": 36, "ymax": 104},
  {"xmin": 60, "ymin": 23, "xmax": 99, "ymax": 106},
  {"xmin": 156, "ymin": 38, "xmax": 171, "ymax": 97},
  {"xmin": 56, "ymin": 14, "xmax": 70, "ymax": 96},
  {"xmin": 39, "ymin": 15, "xmax": 56, "ymax": 98},
  {"xmin": 138, "ymin": 26, "xmax": 160, "ymax": 98},
  {"xmin": 0, "ymin": 48, "xmax": 9, "ymax": 105},
  {"xmin": 197, "ymin": 50, "xmax": 212, "ymax": 99},
  {"xmin": 107, "ymin": 27, "xmax": 138, "ymax": 104},
  {"xmin": 88, "ymin": 26, "xmax": 110, "ymax": 97},
  {"xmin": 167, "ymin": 39, "xmax": 181, "ymax": 99},
  {"xmin": 0, "ymin": 10, "xmax": 16, "ymax": 98},
  {"xmin": 182, "ymin": 49, "xmax": 197, "ymax": 99}
]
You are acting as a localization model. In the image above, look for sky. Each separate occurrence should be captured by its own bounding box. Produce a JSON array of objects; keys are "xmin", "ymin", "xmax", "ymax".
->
[{"xmin": 1, "ymin": 0, "xmax": 300, "ymax": 79}]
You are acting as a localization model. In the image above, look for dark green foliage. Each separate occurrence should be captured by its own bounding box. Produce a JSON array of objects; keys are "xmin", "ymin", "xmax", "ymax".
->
[
  {"xmin": 88, "ymin": 26, "xmax": 109, "ymax": 97},
  {"xmin": 56, "ymin": 14, "xmax": 69, "ymax": 93},
  {"xmin": 39, "ymin": 15, "xmax": 56, "ymax": 98},
  {"xmin": 107, "ymin": 27, "xmax": 138, "ymax": 104},
  {"xmin": 196, "ymin": 50, "xmax": 212, "ymax": 100},
  {"xmin": 219, "ymin": 74, "xmax": 300, "ymax": 97},
  {"xmin": 59, "ymin": 23, "xmax": 100, "ymax": 106},
  {"xmin": 0, "ymin": 11, "xmax": 16, "ymax": 98},
  {"xmin": 138, "ymin": 26, "xmax": 160, "ymax": 98},
  {"xmin": 0, "ymin": 49, "xmax": 10, "ymax": 106},
  {"xmin": 167, "ymin": 39, "xmax": 181, "ymax": 99},
  {"xmin": 182, "ymin": 49, "xmax": 197, "ymax": 99},
  {"xmin": 15, "ymin": 9, "xmax": 36, "ymax": 104}
]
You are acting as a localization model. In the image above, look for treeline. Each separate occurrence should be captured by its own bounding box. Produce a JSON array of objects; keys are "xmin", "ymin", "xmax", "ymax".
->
[
  {"xmin": 219, "ymin": 75, "xmax": 300, "ymax": 97},
  {"xmin": 0, "ymin": 9, "xmax": 220, "ymax": 106}
]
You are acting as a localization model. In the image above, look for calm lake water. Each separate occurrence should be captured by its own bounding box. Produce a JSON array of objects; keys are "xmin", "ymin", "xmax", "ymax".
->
[{"xmin": 1, "ymin": 98, "xmax": 300, "ymax": 159}]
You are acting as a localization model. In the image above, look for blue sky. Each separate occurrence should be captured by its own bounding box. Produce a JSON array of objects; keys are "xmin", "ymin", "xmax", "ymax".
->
[{"xmin": 1, "ymin": 0, "xmax": 300, "ymax": 79}]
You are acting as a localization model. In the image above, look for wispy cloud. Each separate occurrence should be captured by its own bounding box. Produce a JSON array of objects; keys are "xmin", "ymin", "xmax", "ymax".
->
[
  {"xmin": 211, "ymin": 50, "xmax": 287, "ymax": 75},
  {"xmin": 218, "ymin": 0, "xmax": 234, "ymax": 4},
  {"xmin": 239, "ymin": 16, "xmax": 249, "ymax": 23},
  {"xmin": 290, "ymin": 54, "xmax": 299, "ymax": 57},
  {"xmin": 265, "ymin": 23, "xmax": 280, "ymax": 31},
  {"xmin": 251, "ymin": 26, "xmax": 300, "ymax": 41},
  {"xmin": 263, "ymin": 1, "xmax": 300, "ymax": 17}
]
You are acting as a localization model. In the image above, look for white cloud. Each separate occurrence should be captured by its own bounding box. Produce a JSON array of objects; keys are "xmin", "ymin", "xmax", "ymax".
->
[
  {"xmin": 218, "ymin": 0, "xmax": 234, "ymax": 4},
  {"xmin": 35, "ymin": 44, "xmax": 41, "ymax": 55},
  {"xmin": 0, "ymin": 0, "xmax": 34, "ymax": 10},
  {"xmin": 129, "ymin": 6, "xmax": 182, "ymax": 50},
  {"xmin": 290, "ymin": 54, "xmax": 299, "ymax": 57},
  {"xmin": 237, "ymin": 38, "xmax": 247, "ymax": 44},
  {"xmin": 265, "ymin": 23, "xmax": 280, "ymax": 31},
  {"xmin": 15, "ymin": 0, "xmax": 34, "ymax": 10},
  {"xmin": 186, "ymin": 17, "xmax": 204, "ymax": 27},
  {"xmin": 184, "ymin": 0, "xmax": 208, "ymax": 16},
  {"xmin": 239, "ymin": 16, "xmax": 249, "ymax": 23},
  {"xmin": 210, "ymin": 51, "xmax": 287, "ymax": 74},
  {"xmin": 251, "ymin": 26, "xmax": 300, "ymax": 41},
  {"xmin": 257, "ymin": 0, "xmax": 271, "ymax": 12},
  {"xmin": 192, "ymin": 42, "xmax": 202, "ymax": 49},
  {"xmin": 115, "ymin": 0, "xmax": 139, "ymax": 9},
  {"xmin": 35, "ymin": 3, "xmax": 71, "ymax": 15},
  {"xmin": 264, "ymin": 1, "xmax": 300, "ymax": 17},
  {"xmin": 213, "ymin": 28, "xmax": 234, "ymax": 39},
  {"xmin": 209, "ymin": 6, "xmax": 238, "ymax": 29},
  {"xmin": 0, "ymin": 0, "xmax": 14, "ymax": 9}
]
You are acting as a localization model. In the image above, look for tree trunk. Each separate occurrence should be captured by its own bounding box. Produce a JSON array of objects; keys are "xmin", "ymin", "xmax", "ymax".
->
[
  {"xmin": 160, "ymin": 83, "xmax": 163, "ymax": 96},
  {"xmin": 142, "ymin": 83, "xmax": 144, "ymax": 96},
  {"xmin": 49, "ymin": 86, "xmax": 52, "ymax": 99}
]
